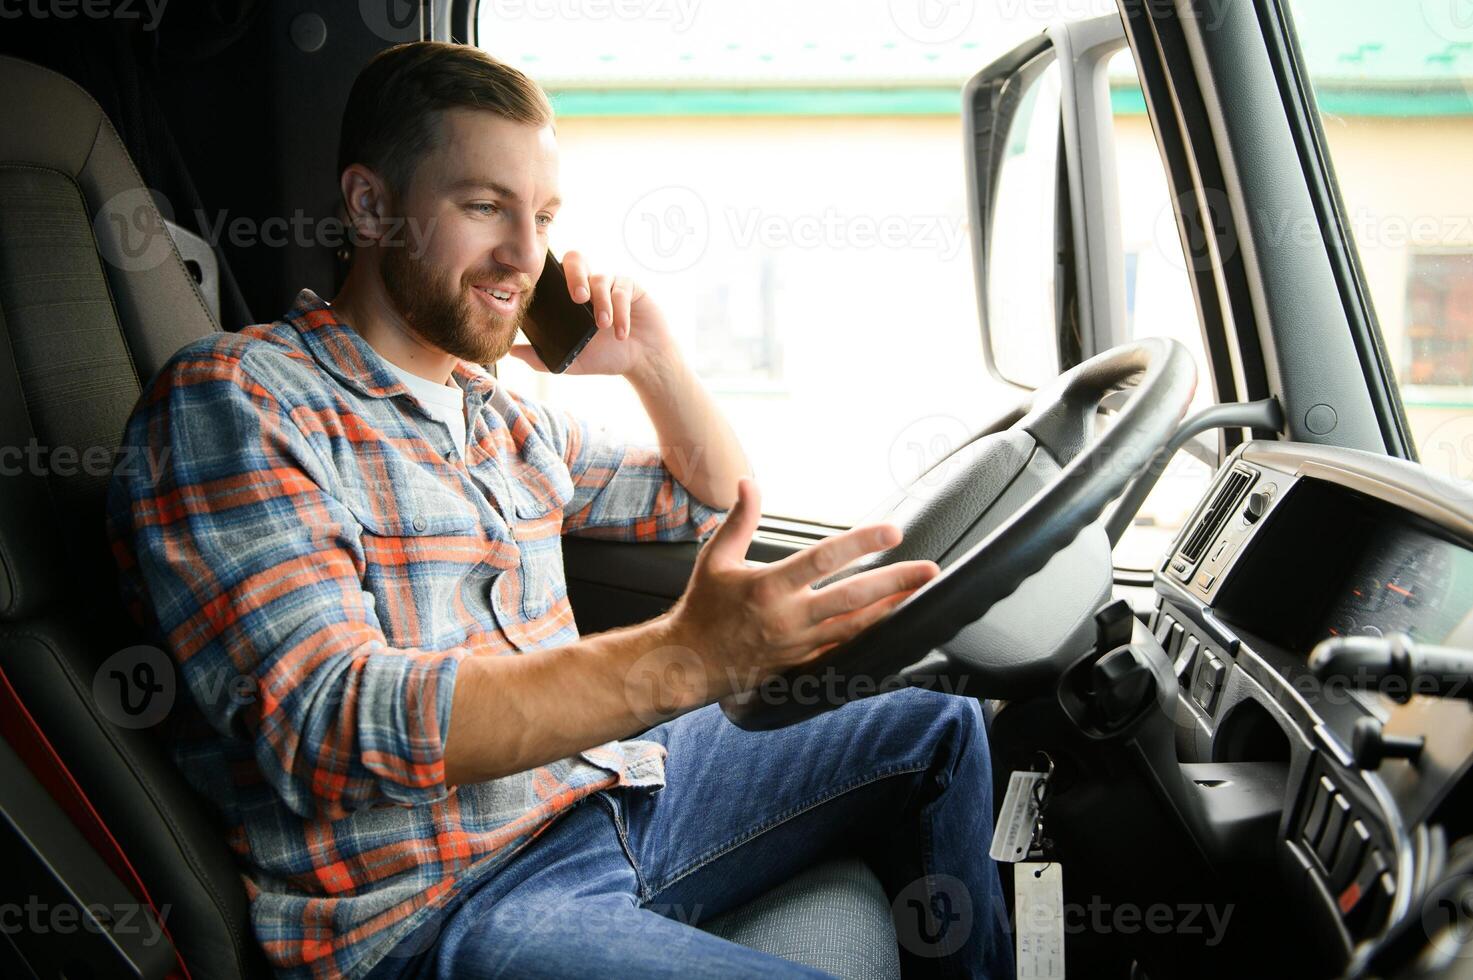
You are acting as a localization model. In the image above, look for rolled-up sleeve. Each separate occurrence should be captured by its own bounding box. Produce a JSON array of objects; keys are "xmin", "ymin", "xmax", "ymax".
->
[
  {"xmin": 519, "ymin": 396, "xmax": 727, "ymax": 543},
  {"xmin": 106, "ymin": 345, "xmax": 464, "ymax": 822}
]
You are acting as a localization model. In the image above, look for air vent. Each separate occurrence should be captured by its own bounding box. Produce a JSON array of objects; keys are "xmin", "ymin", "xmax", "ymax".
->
[{"xmin": 1178, "ymin": 468, "xmax": 1254, "ymax": 564}]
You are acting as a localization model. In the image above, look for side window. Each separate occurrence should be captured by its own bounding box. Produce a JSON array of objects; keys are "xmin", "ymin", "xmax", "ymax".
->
[
  {"xmin": 1282, "ymin": 0, "xmax": 1473, "ymax": 480},
  {"xmin": 481, "ymin": 13, "xmax": 1032, "ymax": 527},
  {"xmin": 480, "ymin": 3, "xmax": 1215, "ymax": 549}
]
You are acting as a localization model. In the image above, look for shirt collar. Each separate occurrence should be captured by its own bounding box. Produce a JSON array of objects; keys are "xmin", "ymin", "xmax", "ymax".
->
[{"xmin": 281, "ymin": 289, "xmax": 499, "ymax": 402}]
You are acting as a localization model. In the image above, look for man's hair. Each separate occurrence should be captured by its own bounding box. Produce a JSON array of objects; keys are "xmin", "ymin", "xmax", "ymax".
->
[{"xmin": 338, "ymin": 41, "xmax": 554, "ymax": 198}]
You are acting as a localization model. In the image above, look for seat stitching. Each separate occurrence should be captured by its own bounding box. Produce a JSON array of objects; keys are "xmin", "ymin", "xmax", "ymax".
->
[{"xmin": 3, "ymin": 624, "xmax": 256, "ymax": 971}]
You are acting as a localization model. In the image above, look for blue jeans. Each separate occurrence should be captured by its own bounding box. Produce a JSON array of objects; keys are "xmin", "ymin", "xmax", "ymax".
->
[{"xmin": 363, "ymin": 688, "xmax": 1013, "ymax": 979}]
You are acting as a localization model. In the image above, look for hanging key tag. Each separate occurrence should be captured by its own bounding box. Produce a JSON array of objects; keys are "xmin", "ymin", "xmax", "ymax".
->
[
  {"xmin": 1015, "ymin": 860, "xmax": 1064, "ymax": 979},
  {"xmin": 989, "ymin": 754, "xmax": 1053, "ymax": 864}
]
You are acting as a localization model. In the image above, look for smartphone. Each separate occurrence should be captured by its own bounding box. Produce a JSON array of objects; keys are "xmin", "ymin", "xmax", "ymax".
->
[{"xmin": 521, "ymin": 250, "xmax": 600, "ymax": 373}]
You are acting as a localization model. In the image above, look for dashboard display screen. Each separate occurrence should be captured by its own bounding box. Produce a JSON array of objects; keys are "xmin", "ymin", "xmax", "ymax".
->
[
  {"xmin": 1317, "ymin": 521, "xmax": 1473, "ymax": 646},
  {"xmin": 1214, "ymin": 478, "xmax": 1473, "ymax": 653}
]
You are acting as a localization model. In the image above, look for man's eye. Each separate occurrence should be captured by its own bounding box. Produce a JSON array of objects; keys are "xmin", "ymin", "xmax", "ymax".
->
[
  {"xmin": 536, "ymin": 213, "xmax": 554, "ymax": 228},
  {"xmin": 471, "ymin": 202, "xmax": 499, "ymax": 216}
]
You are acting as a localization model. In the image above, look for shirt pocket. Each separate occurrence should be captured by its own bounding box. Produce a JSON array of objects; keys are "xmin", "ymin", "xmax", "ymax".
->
[
  {"xmin": 338, "ymin": 461, "xmax": 496, "ymax": 648},
  {"xmin": 508, "ymin": 479, "xmax": 566, "ymax": 623}
]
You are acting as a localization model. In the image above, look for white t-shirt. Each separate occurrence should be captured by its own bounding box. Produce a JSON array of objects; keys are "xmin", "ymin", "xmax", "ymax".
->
[{"xmin": 385, "ymin": 360, "xmax": 469, "ymax": 451}]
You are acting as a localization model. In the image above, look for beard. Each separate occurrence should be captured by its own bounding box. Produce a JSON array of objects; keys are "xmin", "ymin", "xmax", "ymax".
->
[{"xmin": 380, "ymin": 243, "xmax": 529, "ymax": 366}]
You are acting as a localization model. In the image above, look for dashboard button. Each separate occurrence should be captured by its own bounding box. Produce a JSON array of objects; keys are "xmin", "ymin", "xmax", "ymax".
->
[
  {"xmin": 1338, "ymin": 848, "xmax": 1381, "ymax": 916},
  {"xmin": 1244, "ymin": 490, "xmax": 1271, "ymax": 523},
  {"xmin": 1316, "ymin": 794, "xmax": 1353, "ymax": 871},
  {"xmin": 1193, "ymin": 654, "xmax": 1226, "ymax": 713},
  {"xmin": 1176, "ymin": 635, "xmax": 1200, "ymax": 677},
  {"xmin": 1154, "ymin": 614, "xmax": 1176, "ymax": 646},
  {"xmin": 1196, "ymin": 570, "xmax": 1215, "ymax": 590},
  {"xmin": 1303, "ymin": 776, "xmax": 1334, "ymax": 847},
  {"xmin": 1166, "ymin": 622, "xmax": 1184, "ymax": 660},
  {"xmin": 1331, "ymin": 820, "xmax": 1371, "ymax": 892},
  {"xmin": 1367, "ymin": 871, "xmax": 1396, "ymax": 933},
  {"xmin": 1343, "ymin": 849, "xmax": 1394, "ymax": 934}
]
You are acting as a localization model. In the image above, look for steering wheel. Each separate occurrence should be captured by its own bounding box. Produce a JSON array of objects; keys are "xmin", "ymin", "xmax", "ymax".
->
[{"xmin": 720, "ymin": 337, "xmax": 1197, "ymax": 730}]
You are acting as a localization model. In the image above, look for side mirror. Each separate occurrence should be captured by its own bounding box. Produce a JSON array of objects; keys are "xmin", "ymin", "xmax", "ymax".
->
[{"xmin": 965, "ymin": 14, "xmax": 1130, "ymax": 390}]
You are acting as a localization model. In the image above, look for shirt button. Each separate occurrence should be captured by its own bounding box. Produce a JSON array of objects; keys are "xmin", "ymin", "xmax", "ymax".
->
[
  {"xmin": 445, "ymin": 449, "xmax": 459, "ymax": 463},
  {"xmin": 412, "ymin": 516, "xmax": 427, "ymax": 532}
]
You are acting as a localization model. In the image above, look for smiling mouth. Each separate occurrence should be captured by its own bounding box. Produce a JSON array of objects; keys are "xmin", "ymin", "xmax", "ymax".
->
[{"xmin": 472, "ymin": 284, "xmax": 520, "ymax": 315}]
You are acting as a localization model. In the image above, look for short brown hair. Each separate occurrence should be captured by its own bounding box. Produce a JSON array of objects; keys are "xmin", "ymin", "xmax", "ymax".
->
[{"xmin": 338, "ymin": 41, "xmax": 554, "ymax": 197}]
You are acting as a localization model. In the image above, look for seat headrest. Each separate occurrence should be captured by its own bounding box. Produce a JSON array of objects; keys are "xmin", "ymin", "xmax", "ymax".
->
[{"xmin": 0, "ymin": 56, "xmax": 219, "ymax": 620}]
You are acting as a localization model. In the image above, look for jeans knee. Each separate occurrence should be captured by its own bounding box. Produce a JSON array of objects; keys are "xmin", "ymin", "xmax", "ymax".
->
[{"xmin": 915, "ymin": 689, "xmax": 993, "ymax": 789}]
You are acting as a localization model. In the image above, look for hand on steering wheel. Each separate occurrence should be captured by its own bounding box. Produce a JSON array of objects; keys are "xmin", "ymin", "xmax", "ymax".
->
[{"xmin": 721, "ymin": 338, "xmax": 1196, "ymax": 730}]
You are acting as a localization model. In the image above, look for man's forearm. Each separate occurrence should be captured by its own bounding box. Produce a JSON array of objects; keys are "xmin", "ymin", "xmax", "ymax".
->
[
  {"xmin": 442, "ymin": 614, "xmax": 716, "ymax": 787},
  {"xmin": 626, "ymin": 349, "xmax": 750, "ymax": 511}
]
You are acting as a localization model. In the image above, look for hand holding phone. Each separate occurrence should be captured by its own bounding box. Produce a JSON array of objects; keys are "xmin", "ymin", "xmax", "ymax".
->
[{"xmin": 521, "ymin": 250, "xmax": 600, "ymax": 373}]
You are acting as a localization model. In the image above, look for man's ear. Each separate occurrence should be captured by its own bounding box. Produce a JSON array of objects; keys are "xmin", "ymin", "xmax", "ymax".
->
[{"xmin": 341, "ymin": 164, "xmax": 393, "ymax": 245}]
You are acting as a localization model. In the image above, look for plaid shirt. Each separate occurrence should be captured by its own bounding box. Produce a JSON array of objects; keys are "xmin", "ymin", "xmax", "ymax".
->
[{"xmin": 105, "ymin": 289, "xmax": 725, "ymax": 980}]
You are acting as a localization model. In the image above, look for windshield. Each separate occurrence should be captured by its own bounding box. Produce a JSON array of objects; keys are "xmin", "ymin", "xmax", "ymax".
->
[{"xmin": 1284, "ymin": 0, "xmax": 1473, "ymax": 481}]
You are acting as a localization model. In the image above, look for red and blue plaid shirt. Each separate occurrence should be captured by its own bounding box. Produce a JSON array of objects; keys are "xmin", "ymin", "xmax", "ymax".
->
[{"xmin": 105, "ymin": 289, "xmax": 725, "ymax": 980}]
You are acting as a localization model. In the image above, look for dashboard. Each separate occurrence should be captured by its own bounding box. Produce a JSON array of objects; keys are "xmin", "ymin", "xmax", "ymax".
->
[{"xmin": 1149, "ymin": 440, "xmax": 1473, "ymax": 973}]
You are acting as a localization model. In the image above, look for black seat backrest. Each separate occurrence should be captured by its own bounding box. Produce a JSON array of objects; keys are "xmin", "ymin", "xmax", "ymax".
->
[{"xmin": 0, "ymin": 55, "xmax": 268, "ymax": 979}]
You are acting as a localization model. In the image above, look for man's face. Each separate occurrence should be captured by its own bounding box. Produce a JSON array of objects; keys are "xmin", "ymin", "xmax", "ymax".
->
[{"xmin": 379, "ymin": 108, "xmax": 560, "ymax": 365}]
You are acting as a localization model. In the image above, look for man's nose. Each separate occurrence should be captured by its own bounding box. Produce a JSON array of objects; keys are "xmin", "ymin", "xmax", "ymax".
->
[{"xmin": 492, "ymin": 216, "xmax": 543, "ymax": 280}]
